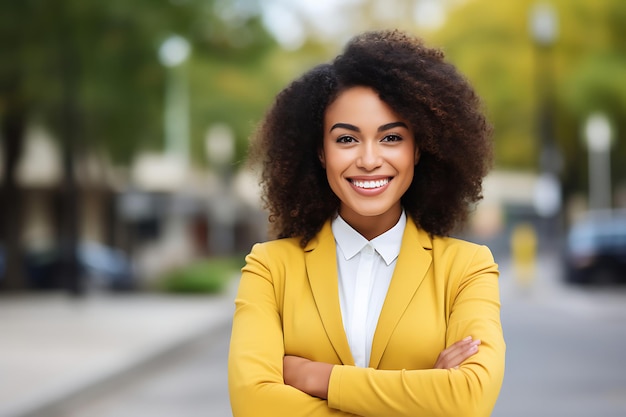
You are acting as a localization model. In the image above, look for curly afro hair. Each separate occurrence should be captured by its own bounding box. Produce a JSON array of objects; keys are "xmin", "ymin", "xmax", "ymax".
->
[{"xmin": 249, "ymin": 30, "xmax": 493, "ymax": 246}]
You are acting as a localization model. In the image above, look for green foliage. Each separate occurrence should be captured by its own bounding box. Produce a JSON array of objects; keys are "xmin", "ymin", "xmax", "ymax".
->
[
  {"xmin": 0, "ymin": 0, "xmax": 283, "ymax": 165},
  {"xmin": 432, "ymin": 0, "xmax": 542, "ymax": 169},
  {"xmin": 431, "ymin": 0, "xmax": 626, "ymax": 196},
  {"xmin": 157, "ymin": 256, "xmax": 243, "ymax": 294},
  {"xmin": 562, "ymin": 54, "xmax": 626, "ymax": 118}
]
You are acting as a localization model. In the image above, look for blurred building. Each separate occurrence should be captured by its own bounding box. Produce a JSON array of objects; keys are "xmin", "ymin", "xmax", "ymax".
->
[
  {"xmin": 469, "ymin": 170, "xmax": 545, "ymax": 259},
  {"xmin": 0, "ymin": 125, "xmax": 267, "ymax": 290}
]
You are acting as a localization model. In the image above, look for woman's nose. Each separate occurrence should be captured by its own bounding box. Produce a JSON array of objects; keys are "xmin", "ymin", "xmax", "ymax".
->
[{"xmin": 356, "ymin": 143, "xmax": 383, "ymax": 170}]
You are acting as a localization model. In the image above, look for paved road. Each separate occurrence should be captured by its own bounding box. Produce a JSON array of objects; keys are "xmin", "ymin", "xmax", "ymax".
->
[
  {"xmin": 493, "ymin": 257, "xmax": 626, "ymax": 417},
  {"xmin": 62, "ymin": 321, "xmax": 233, "ymax": 417},
  {"xmin": 64, "ymin": 256, "xmax": 626, "ymax": 417}
]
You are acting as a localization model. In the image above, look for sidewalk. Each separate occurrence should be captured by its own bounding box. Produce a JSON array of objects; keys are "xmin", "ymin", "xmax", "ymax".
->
[{"xmin": 0, "ymin": 282, "xmax": 237, "ymax": 417}]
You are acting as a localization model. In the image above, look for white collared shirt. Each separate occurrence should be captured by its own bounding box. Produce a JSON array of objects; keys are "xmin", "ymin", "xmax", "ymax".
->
[{"xmin": 331, "ymin": 211, "xmax": 405, "ymax": 368}]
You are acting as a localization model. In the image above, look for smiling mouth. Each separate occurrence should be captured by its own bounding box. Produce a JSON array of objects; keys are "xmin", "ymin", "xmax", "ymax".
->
[{"xmin": 349, "ymin": 178, "xmax": 391, "ymax": 189}]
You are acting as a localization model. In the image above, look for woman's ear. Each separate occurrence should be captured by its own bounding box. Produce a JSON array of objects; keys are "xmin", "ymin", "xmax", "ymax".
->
[
  {"xmin": 414, "ymin": 148, "xmax": 421, "ymax": 165},
  {"xmin": 318, "ymin": 149, "xmax": 326, "ymax": 168}
]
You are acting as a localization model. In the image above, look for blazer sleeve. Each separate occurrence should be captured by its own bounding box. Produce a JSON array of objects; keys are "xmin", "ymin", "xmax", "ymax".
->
[
  {"xmin": 326, "ymin": 244, "xmax": 505, "ymax": 417},
  {"xmin": 228, "ymin": 243, "xmax": 360, "ymax": 417}
]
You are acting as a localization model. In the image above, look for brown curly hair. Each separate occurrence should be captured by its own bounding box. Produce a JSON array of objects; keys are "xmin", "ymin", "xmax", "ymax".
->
[{"xmin": 249, "ymin": 30, "xmax": 493, "ymax": 246}]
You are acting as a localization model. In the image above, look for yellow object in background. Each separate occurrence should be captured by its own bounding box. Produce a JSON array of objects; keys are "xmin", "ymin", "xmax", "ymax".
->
[{"xmin": 510, "ymin": 223, "xmax": 537, "ymax": 288}]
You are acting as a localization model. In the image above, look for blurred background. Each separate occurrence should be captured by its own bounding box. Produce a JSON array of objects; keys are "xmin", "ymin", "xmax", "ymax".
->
[{"xmin": 1, "ymin": 0, "xmax": 625, "ymax": 416}]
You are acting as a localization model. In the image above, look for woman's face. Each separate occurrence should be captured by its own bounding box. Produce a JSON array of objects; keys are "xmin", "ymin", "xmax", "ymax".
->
[{"xmin": 320, "ymin": 86, "xmax": 419, "ymax": 238}]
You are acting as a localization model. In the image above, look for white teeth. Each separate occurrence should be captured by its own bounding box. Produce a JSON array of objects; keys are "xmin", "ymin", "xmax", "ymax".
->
[{"xmin": 352, "ymin": 178, "xmax": 389, "ymax": 189}]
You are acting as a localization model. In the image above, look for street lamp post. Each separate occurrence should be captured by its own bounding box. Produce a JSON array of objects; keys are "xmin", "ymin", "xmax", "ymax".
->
[
  {"xmin": 158, "ymin": 35, "xmax": 191, "ymax": 167},
  {"xmin": 529, "ymin": 2, "xmax": 562, "ymax": 248},
  {"xmin": 205, "ymin": 124, "xmax": 237, "ymax": 255},
  {"xmin": 157, "ymin": 36, "xmax": 192, "ymax": 266},
  {"xmin": 584, "ymin": 113, "xmax": 613, "ymax": 211}
]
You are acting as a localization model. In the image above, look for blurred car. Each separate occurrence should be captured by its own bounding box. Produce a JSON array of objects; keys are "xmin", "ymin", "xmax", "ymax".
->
[
  {"xmin": 564, "ymin": 210, "xmax": 626, "ymax": 285},
  {"xmin": 24, "ymin": 242, "xmax": 135, "ymax": 291}
]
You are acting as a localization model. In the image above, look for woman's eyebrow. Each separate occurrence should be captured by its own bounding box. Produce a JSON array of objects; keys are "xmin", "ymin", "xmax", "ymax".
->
[
  {"xmin": 329, "ymin": 122, "xmax": 360, "ymax": 133},
  {"xmin": 329, "ymin": 121, "xmax": 408, "ymax": 133},
  {"xmin": 378, "ymin": 121, "xmax": 408, "ymax": 132}
]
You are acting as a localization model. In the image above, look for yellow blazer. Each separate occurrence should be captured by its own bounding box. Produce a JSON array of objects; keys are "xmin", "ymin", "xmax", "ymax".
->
[{"xmin": 228, "ymin": 217, "xmax": 505, "ymax": 417}]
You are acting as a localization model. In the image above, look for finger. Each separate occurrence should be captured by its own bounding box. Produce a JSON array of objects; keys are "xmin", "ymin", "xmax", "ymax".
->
[
  {"xmin": 446, "ymin": 339, "xmax": 481, "ymax": 368},
  {"xmin": 439, "ymin": 337, "xmax": 474, "ymax": 360},
  {"xmin": 437, "ymin": 339, "xmax": 481, "ymax": 369}
]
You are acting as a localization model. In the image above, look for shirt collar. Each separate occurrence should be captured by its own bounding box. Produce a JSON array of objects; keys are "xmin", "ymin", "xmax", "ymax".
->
[{"xmin": 331, "ymin": 211, "xmax": 406, "ymax": 266}]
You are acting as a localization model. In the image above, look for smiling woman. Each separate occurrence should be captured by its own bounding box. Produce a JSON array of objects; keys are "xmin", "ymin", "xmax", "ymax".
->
[{"xmin": 228, "ymin": 30, "xmax": 504, "ymax": 417}]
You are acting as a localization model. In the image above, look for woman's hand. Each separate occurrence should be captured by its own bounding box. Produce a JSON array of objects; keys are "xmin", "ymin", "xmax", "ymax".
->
[
  {"xmin": 283, "ymin": 356, "xmax": 334, "ymax": 399},
  {"xmin": 434, "ymin": 336, "xmax": 481, "ymax": 369}
]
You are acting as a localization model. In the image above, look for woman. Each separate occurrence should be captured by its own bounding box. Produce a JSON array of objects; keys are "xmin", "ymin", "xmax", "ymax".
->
[{"xmin": 228, "ymin": 30, "xmax": 505, "ymax": 417}]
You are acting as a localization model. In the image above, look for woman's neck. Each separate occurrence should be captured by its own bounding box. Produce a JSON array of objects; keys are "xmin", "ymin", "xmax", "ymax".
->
[{"xmin": 338, "ymin": 207, "xmax": 402, "ymax": 241}]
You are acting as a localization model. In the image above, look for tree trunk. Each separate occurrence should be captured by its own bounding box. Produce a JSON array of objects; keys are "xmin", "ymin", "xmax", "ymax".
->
[
  {"xmin": 58, "ymin": 3, "xmax": 84, "ymax": 296},
  {"xmin": 0, "ymin": 86, "xmax": 27, "ymax": 291}
]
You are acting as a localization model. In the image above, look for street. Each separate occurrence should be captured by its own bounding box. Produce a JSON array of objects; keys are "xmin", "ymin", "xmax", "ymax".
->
[
  {"xmin": 62, "ymin": 255, "xmax": 626, "ymax": 417},
  {"xmin": 493, "ymin": 256, "xmax": 626, "ymax": 417},
  {"xmin": 62, "ymin": 320, "xmax": 234, "ymax": 417}
]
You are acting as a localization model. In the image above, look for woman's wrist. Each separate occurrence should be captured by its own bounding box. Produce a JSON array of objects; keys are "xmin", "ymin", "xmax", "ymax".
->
[
  {"xmin": 283, "ymin": 355, "xmax": 334, "ymax": 399},
  {"xmin": 305, "ymin": 361, "xmax": 334, "ymax": 399}
]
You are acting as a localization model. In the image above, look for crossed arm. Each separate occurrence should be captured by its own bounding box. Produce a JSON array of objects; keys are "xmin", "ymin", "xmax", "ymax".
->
[{"xmin": 283, "ymin": 336, "xmax": 482, "ymax": 399}]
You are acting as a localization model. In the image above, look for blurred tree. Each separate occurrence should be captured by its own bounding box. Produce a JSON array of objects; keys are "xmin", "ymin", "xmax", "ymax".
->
[
  {"xmin": 556, "ymin": 0, "xmax": 626, "ymax": 200},
  {"xmin": 431, "ymin": 0, "xmax": 626, "ymax": 202},
  {"xmin": 431, "ymin": 0, "xmax": 545, "ymax": 170},
  {"xmin": 0, "ymin": 0, "xmax": 283, "ymax": 290}
]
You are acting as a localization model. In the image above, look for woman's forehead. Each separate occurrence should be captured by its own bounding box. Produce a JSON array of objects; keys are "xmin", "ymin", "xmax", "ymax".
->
[{"xmin": 324, "ymin": 86, "xmax": 407, "ymax": 128}]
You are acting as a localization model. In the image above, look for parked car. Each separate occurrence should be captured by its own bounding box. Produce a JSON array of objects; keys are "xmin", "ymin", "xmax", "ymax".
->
[
  {"xmin": 564, "ymin": 210, "xmax": 626, "ymax": 285},
  {"xmin": 24, "ymin": 242, "xmax": 135, "ymax": 291}
]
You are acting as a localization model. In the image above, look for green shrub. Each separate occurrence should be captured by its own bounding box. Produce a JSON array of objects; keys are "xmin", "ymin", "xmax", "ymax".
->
[{"xmin": 158, "ymin": 257, "xmax": 243, "ymax": 294}]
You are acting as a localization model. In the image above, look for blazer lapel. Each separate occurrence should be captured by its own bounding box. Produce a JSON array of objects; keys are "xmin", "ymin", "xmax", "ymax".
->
[
  {"xmin": 305, "ymin": 221, "xmax": 354, "ymax": 366},
  {"xmin": 369, "ymin": 217, "xmax": 432, "ymax": 368}
]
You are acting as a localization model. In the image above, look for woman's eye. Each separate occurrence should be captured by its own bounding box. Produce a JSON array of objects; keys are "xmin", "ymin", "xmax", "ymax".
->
[
  {"xmin": 336, "ymin": 136, "xmax": 356, "ymax": 143},
  {"xmin": 382, "ymin": 134, "xmax": 402, "ymax": 142}
]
